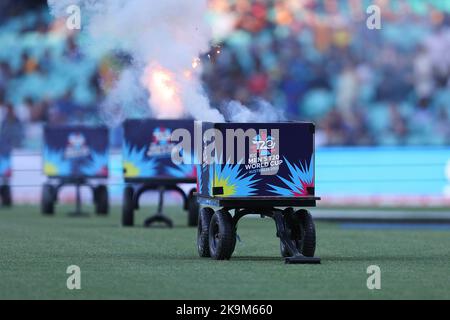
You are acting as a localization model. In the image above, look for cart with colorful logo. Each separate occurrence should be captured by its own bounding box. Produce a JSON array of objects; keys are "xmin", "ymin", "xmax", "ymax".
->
[
  {"xmin": 41, "ymin": 126, "xmax": 109, "ymax": 215},
  {"xmin": 196, "ymin": 121, "xmax": 321, "ymax": 263},
  {"xmin": 122, "ymin": 119, "xmax": 199, "ymax": 228}
]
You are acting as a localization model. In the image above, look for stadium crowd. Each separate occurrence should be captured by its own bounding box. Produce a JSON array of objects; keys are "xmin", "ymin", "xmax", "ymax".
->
[{"xmin": 0, "ymin": 0, "xmax": 450, "ymax": 148}]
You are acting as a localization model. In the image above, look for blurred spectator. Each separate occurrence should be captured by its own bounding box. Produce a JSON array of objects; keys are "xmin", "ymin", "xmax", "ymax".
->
[
  {"xmin": 15, "ymin": 97, "xmax": 32, "ymax": 123},
  {"xmin": 54, "ymin": 90, "xmax": 77, "ymax": 115},
  {"xmin": 424, "ymin": 25, "xmax": 450, "ymax": 88},
  {"xmin": 414, "ymin": 45, "xmax": 434, "ymax": 99},
  {"xmin": 64, "ymin": 35, "xmax": 82, "ymax": 62},
  {"xmin": 336, "ymin": 63, "xmax": 358, "ymax": 116},
  {"xmin": 0, "ymin": 63, "xmax": 12, "ymax": 88},
  {"xmin": 0, "ymin": 103, "xmax": 24, "ymax": 148},
  {"xmin": 18, "ymin": 52, "xmax": 39, "ymax": 76}
]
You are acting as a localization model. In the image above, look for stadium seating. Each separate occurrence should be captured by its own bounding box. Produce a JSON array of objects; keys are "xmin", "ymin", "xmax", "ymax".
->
[{"xmin": 0, "ymin": 1, "xmax": 449, "ymax": 148}]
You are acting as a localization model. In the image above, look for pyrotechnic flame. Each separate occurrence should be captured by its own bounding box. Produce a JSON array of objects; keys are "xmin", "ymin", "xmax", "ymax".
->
[
  {"xmin": 192, "ymin": 57, "xmax": 201, "ymax": 69},
  {"xmin": 142, "ymin": 57, "xmax": 204, "ymax": 118},
  {"xmin": 142, "ymin": 64, "xmax": 184, "ymax": 119}
]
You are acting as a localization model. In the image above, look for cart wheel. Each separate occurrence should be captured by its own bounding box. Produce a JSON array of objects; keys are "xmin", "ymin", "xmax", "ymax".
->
[
  {"xmin": 0, "ymin": 185, "xmax": 12, "ymax": 207},
  {"xmin": 187, "ymin": 190, "xmax": 199, "ymax": 227},
  {"xmin": 279, "ymin": 209, "xmax": 316, "ymax": 257},
  {"xmin": 94, "ymin": 185, "xmax": 109, "ymax": 215},
  {"xmin": 122, "ymin": 186, "xmax": 134, "ymax": 226},
  {"xmin": 209, "ymin": 210, "xmax": 236, "ymax": 260},
  {"xmin": 197, "ymin": 207, "xmax": 214, "ymax": 257},
  {"xmin": 41, "ymin": 184, "xmax": 56, "ymax": 215},
  {"xmin": 279, "ymin": 210, "xmax": 297, "ymax": 257},
  {"xmin": 296, "ymin": 209, "xmax": 316, "ymax": 257}
]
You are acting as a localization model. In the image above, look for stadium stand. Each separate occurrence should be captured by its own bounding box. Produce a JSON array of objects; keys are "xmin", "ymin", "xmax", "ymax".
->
[{"xmin": 0, "ymin": 0, "xmax": 449, "ymax": 149}]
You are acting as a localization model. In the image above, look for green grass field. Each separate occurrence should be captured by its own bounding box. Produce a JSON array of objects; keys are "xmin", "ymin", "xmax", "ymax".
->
[{"xmin": 0, "ymin": 205, "xmax": 449, "ymax": 300}]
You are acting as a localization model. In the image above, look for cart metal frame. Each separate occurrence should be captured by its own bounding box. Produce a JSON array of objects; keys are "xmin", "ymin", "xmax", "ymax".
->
[
  {"xmin": 42, "ymin": 176, "xmax": 109, "ymax": 216},
  {"xmin": 123, "ymin": 177, "xmax": 198, "ymax": 228},
  {"xmin": 197, "ymin": 195, "xmax": 321, "ymax": 264}
]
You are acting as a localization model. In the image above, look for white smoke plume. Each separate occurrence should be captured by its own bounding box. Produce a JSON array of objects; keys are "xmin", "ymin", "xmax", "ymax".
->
[
  {"xmin": 99, "ymin": 65, "xmax": 149, "ymax": 126},
  {"xmin": 48, "ymin": 0, "xmax": 285, "ymax": 124},
  {"xmin": 226, "ymin": 100, "xmax": 286, "ymax": 123},
  {"xmin": 48, "ymin": 0, "xmax": 224, "ymax": 121}
]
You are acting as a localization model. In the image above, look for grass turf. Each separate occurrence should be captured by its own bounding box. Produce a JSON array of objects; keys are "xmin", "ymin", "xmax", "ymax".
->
[{"xmin": 0, "ymin": 205, "xmax": 449, "ymax": 300}]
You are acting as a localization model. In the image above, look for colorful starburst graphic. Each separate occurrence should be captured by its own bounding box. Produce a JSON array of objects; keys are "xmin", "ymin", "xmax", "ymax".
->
[
  {"xmin": 122, "ymin": 143, "xmax": 158, "ymax": 178},
  {"xmin": 268, "ymin": 157, "xmax": 314, "ymax": 197},
  {"xmin": 81, "ymin": 152, "xmax": 109, "ymax": 177},
  {"xmin": 213, "ymin": 162, "xmax": 259, "ymax": 197},
  {"xmin": 166, "ymin": 151, "xmax": 197, "ymax": 178},
  {"xmin": 43, "ymin": 148, "xmax": 71, "ymax": 177}
]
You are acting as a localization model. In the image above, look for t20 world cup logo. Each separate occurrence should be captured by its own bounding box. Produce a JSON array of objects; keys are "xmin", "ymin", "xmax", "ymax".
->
[
  {"xmin": 64, "ymin": 133, "xmax": 90, "ymax": 159},
  {"xmin": 147, "ymin": 127, "xmax": 175, "ymax": 157},
  {"xmin": 251, "ymin": 132, "xmax": 276, "ymax": 157}
]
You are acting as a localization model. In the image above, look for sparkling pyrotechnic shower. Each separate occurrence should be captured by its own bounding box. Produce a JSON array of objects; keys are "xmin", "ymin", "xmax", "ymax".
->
[{"xmin": 142, "ymin": 64, "xmax": 184, "ymax": 119}]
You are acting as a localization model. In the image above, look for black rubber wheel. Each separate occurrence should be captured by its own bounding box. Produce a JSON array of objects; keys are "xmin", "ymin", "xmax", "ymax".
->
[
  {"xmin": 279, "ymin": 209, "xmax": 316, "ymax": 257},
  {"xmin": 41, "ymin": 184, "xmax": 56, "ymax": 215},
  {"xmin": 0, "ymin": 185, "xmax": 12, "ymax": 207},
  {"xmin": 94, "ymin": 185, "xmax": 109, "ymax": 215},
  {"xmin": 208, "ymin": 210, "xmax": 236, "ymax": 260},
  {"xmin": 187, "ymin": 189, "xmax": 199, "ymax": 227},
  {"xmin": 296, "ymin": 209, "xmax": 316, "ymax": 257},
  {"xmin": 279, "ymin": 209, "xmax": 296, "ymax": 257},
  {"xmin": 197, "ymin": 207, "xmax": 214, "ymax": 257},
  {"xmin": 121, "ymin": 186, "xmax": 134, "ymax": 226}
]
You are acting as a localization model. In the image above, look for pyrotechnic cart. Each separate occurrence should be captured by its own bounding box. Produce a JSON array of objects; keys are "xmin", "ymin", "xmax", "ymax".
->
[
  {"xmin": 41, "ymin": 126, "xmax": 110, "ymax": 216},
  {"xmin": 196, "ymin": 121, "xmax": 321, "ymax": 264},
  {"xmin": 0, "ymin": 142, "xmax": 12, "ymax": 207},
  {"xmin": 121, "ymin": 119, "xmax": 199, "ymax": 228}
]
